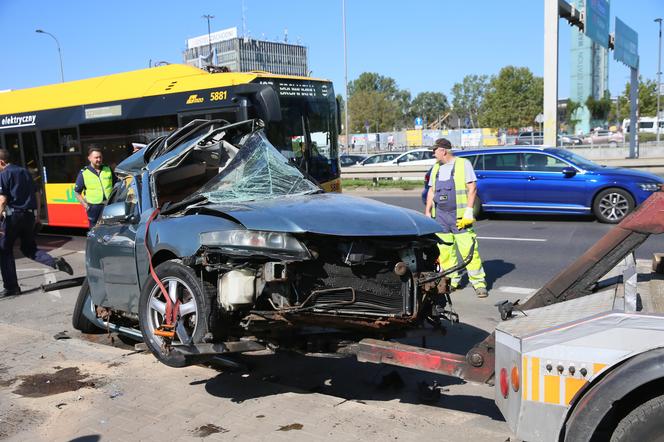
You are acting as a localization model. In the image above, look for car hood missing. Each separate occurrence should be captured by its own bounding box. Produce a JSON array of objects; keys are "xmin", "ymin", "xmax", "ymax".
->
[{"xmin": 199, "ymin": 193, "xmax": 442, "ymax": 237}]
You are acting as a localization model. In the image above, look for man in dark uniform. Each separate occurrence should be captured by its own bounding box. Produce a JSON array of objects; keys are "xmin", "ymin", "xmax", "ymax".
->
[
  {"xmin": 74, "ymin": 147, "xmax": 115, "ymax": 228},
  {"xmin": 0, "ymin": 149, "xmax": 73, "ymax": 297}
]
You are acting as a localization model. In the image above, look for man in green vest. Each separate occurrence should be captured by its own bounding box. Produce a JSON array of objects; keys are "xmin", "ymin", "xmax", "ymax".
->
[
  {"xmin": 74, "ymin": 147, "xmax": 115, "ymax": 227},
  {"xmin": 424, "ymin": 138, "xmax": 488, "ymax": 298}
]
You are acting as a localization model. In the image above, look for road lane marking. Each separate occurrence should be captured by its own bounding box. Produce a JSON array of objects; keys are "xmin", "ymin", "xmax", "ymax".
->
[
  {"xmin": 496, "ymin": 286, "xmax": 536, "ymax": 295},
  {"xmin": 477, "ymin": 236, "xmax": 547, "ymax": 242},
  {"xmin": 43, "ymin": 269, "xmax": 61, "ymax": 300}
]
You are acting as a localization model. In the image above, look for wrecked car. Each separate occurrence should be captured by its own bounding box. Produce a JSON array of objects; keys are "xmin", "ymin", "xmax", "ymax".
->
[{"xmin": 73, "ymin": 119, "xmax": 458, "ymax": 367}]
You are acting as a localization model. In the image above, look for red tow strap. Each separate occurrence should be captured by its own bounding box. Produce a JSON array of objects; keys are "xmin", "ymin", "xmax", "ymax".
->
[{"xmin": 145, "ymin": 208, "xmax": 180, "ymax": 327}]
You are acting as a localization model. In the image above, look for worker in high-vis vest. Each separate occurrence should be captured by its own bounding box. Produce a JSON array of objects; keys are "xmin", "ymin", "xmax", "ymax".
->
[
  {"xmin": 424, "ymin": 138, "xmax": 488, "ymax": 298},
  {"xmin": 74, "ymin": 147, "xmax": 115, "ymax": 228}
]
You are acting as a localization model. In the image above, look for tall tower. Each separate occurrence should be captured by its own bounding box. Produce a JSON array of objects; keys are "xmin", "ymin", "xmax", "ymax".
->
[{"xmin": 570, "ymin": 0, "xmax": 610, "ymax": 134}]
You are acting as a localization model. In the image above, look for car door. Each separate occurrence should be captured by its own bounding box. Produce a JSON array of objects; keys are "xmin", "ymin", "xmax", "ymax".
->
[
  {"xmin": 522, "ymin": 152, "xmax": 589, "ymax": 211},
  {"xmin": 395, "ymin": 151, "xmax": 422, "ymax": 166},
  {"xmin": 408, "ymin": 150, "xmax": 437, "ymax": 166},
  {"xmin": 87, "ymin": 175, "xmax": 141, "ymax": 311},
  {"xmin": 475, "ymin": 152, "xmax": 527, "ymax": 209}
]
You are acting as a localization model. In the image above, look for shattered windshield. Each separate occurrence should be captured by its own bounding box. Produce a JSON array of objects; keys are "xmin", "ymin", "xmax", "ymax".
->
[{"xmin": 197, "ymin": 131, "xmax": 320, "ymax": 203}]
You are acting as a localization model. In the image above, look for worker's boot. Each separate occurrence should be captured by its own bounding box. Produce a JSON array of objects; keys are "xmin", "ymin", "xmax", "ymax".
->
[
  {"xmin": 474, "ymin": 286, "xmax": 488, "ymax": 298},
  {"xmin": 55, "ymin": 257, "xmax": 74, "ymax": 275}
]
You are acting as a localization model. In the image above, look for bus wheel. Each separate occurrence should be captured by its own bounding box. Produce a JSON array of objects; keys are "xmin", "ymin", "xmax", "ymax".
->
[{"xmin": 610, "ymin": 395, "xmax": 664, "ymax": 442}]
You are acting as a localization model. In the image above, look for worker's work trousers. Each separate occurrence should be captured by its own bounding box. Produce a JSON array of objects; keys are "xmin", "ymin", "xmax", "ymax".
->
[
  {"xmin": 436, "ymin": 229, "xmax": 486, "ymax": 289},
  {"xmin": 0, "ymin": 211, "xmax": 56, "ymax": 291}
]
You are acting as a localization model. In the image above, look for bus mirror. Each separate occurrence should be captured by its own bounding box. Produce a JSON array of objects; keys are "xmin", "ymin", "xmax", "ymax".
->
[
  {"xmin": 336, "ymin": 97, "xmax": 342, "ymax": 133},
  {"xmin": 238, "ymin": 85, "xmax": 282, "ymax": 123}
]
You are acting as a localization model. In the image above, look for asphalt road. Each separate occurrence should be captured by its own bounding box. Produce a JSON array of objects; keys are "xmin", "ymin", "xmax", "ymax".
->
[
  {"xmin": 362, "ymin": 191, "xmax": 663, "ymax": 293},
  {"xmin": 4, "ymin": 193, "xmax": 661, "ymax": 441}
]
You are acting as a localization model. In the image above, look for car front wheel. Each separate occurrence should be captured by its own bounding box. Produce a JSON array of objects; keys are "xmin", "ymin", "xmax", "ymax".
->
[
  {"xmin": 593, "ymin": 188, "xmax": 634, "ymax": 224},
  {"xmin": 72, "ymin": 278, "xmax": 103, "ymax": 334},
  {"xmin": 138, "ymin": 260, "xmax": 214, "ymax": 367}
]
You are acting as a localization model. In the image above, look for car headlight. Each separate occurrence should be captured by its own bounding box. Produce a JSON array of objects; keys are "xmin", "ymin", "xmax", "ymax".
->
[
  {"xmin": 638, "ymin": 183, "xmax": 661, "ymax": 192},
  {"xmin": 200, "ymin": 230, "xmax": 310, "ymax": 258}
]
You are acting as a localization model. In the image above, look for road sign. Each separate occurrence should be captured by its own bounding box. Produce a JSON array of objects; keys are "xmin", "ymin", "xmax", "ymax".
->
[
  {"xmin": 534, "ymin": 113, "xmax": 544, "ymax": 124},
  {"xmin": 614, "ymin": 17, "xmax": 638, "ymax": 69},
  {"xmin": 584, "ymin": 0, "xmax": 610, "ymax": 48},
  {"xmin": 414, "ymin": 117, "xmax": 423, "ymax": 126}
]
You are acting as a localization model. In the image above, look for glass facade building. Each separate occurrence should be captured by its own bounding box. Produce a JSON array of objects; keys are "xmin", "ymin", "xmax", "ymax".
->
[{"xmin": 569, "ymin": 0, "xmax": 610, "ymax": 134}]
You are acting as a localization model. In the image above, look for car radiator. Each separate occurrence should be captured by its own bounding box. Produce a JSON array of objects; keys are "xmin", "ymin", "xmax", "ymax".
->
[{"xmin": 309, "ymin": 263, "xmax": 410, "ymax": 317}]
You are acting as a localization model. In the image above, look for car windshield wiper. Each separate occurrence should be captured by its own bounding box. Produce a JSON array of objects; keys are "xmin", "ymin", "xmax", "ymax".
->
[{"xmin": 161, "ymin": 194, "xmax": 208, "ymax": 215}]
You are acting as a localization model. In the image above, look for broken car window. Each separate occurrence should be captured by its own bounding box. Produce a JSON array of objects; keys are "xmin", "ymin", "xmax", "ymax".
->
[{"xmin": 197, "ymin": 131, "xmax": 320, "ymax": 203}]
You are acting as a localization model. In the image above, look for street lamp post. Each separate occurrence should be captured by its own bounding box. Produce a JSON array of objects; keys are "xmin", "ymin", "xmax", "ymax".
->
[
  {"xmin": 35, "ymin": 29, "xmax": 64, "ymax": 83},
  {"xmin": 656, "ymin": 18, "xmax": 663, "ymax": 145},
  {"xmin": 342, "ymin": 0, "xmax": 350, "ymax": 153},
  {"xmin": 202, "ymin": 14, "xmax": 215, "ymax": 60}
]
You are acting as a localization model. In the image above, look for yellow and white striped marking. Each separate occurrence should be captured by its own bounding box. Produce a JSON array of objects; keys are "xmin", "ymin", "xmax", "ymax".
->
[{"xmin": 521, "ymin": 356, "xmax": 604, "ymax": 405}]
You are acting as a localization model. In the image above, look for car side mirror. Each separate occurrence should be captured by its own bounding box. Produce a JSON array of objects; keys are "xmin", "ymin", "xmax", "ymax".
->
[
  {"xmin": 562, "ymin": 167, "xmax": 577, "ymax": 177},
  {"xmin": 101, "ymin": 202, "xmax": 134, "ymax": 223}
]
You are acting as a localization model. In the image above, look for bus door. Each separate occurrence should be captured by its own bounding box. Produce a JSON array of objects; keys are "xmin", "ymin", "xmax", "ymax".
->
[
  {"xmin": 20, "ymin": 132, "xmax": 47, "ymax": 221},
  {"xmin": 0, "ymin": 132, "xmax": 47, "ymax": 221},
  {"xmin": 2, "ymin": 132, "xmax": 22, "ymax": 164}
]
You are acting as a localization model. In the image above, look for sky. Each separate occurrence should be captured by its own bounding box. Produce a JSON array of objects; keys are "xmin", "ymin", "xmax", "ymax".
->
[{"xmin": 0, "ymin": 0, "xmax": 662, "ymax": 101}]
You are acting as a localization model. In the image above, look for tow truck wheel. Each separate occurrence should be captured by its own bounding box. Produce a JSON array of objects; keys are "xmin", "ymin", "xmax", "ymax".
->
[
  {"xmin": 72, "ymin": 278, "xmax": 103, "ymax": 334},
  {"xmin": 610, "ymin": 395, "xmax": 664, "ymax": 442},
  {"xmin": 138, "ymin": 260, "xmax": 214, "ymax": 368}
]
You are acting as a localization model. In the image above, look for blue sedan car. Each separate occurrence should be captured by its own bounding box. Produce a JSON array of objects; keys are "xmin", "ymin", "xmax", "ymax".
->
[{"xmin": 422, "ymin": 147, "xmax": 663, "ymax": 223}]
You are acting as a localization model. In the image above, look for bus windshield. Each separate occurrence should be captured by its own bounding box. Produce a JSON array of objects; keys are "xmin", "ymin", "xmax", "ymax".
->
[{"xmin": 258, "ymin": 80, "xmax": 339, "ymax": 187}]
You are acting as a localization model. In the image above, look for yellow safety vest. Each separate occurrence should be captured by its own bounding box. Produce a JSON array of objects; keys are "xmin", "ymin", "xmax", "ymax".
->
[
  {"xmin": 430, "ymin": 157, "xmax": 468, "ymax": 219},
  {"xmin": 81, "ymin": 166, "xmax": 113, "ymax": 204}
]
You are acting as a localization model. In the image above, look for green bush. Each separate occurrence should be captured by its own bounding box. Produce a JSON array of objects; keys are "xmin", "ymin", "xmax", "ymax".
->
[{"xmin": 625, "ymin": 132, "xmax": 657, "ymax": 143}]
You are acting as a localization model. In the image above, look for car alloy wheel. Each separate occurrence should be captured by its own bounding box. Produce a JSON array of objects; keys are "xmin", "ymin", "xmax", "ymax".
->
[
  {"xmin": 138, "ymin": 260, "xmax": 214, "ymax": 367},
  {"xmin": 147, "ymin": 276, "xmax": 199, "ymax": 345},
  {"xmin": 598, "ymin": 192, "xmax": 630, "ymax": 222}
]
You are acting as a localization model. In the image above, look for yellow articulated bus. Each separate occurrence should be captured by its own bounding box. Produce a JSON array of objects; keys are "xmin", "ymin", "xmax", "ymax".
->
[{"xmin": 0, "ymin": 64, "xmax": 340, "ymax": 227}]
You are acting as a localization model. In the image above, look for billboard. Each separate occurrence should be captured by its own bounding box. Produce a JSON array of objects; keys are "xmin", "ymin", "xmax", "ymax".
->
[
  {"xmin": 186, "ymin": 27, "xmax": 238, "ymax": 49},
  {"xmin": 585, "ymin": 0, "xmax": 610, "ymax": 48},
  {"xmin": 614, "ymin": 18, "xmax": 639, "ymax": 69}
]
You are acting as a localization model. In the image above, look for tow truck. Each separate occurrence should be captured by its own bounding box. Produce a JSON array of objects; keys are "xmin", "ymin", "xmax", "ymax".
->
[{"xmin": 352, "ymin": 190, "xmax": 664, "ymax": 441}]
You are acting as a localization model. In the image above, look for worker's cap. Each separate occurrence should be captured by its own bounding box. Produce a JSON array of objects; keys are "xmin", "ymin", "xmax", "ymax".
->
[{"xmin": 431, "ymin": 138, "xmax": 452, "ymax": 151}]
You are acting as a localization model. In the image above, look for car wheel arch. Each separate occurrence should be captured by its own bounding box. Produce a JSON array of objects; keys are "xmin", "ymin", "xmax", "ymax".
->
[
  {"xmin": 591, "ymin": 185, "xmax": 635, "ymax": 207},
  {"xmin": 151, "ymin": 249, "xmax": 179, "ymax": 268}
]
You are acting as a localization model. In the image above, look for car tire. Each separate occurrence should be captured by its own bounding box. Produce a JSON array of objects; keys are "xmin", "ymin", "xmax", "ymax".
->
[
  {"xmin": 473, "ymin": 197, "xmax": 483, "ymax": 220},
  {"xmin": 72, "ymin": 278, "xmax": 103, "ymax": 334},
  {"xmin": 610, "ymin": 395, "xmax": 664, "ymax": 442},
  {"xmin": 593, "ymin": 188, "xmax": 635, "ymax": 224},
  {"xmin": 609, "ymin": 141, "xmax": 618, "ymax": 148},
  {"xmin": 138, "ymin": 260, "xmax": 215, "ymax": 368}
]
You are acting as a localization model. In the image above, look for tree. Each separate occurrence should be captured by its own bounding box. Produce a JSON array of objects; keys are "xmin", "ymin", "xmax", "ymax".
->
[
  {"xmin": 585, "ymin": 92, "xmax": 612, "ymax": 122},
  {"xmin": 563, "ymin": 99, "xmax": 582, "ymax": 132},
  {"xmin": 480, "ymin": 66, "xmax": 543, "ymax": 129},
  {"xmin": 612, "ymin": 77, "xmax": 659, "ymax": 121},
  {"xmin": 409, "ymin": 92, "xmax": 449, "ymax": 126},
  {"xmin": 348, "ymin": 90, "xmax": 401, "ymax": 132},
  {"xmin": 347, "ymin": 72, "xmax": 411, "ymax": 131},
  {"xmin": 451, "ymin": 75, "xmax": 490, "ymax": 128}
]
